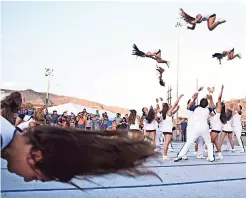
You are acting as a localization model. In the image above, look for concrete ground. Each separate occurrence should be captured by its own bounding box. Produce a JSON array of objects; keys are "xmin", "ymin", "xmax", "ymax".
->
[{"xmin": 1, "ymin": 138, "xmax": 246, "ymax": 198}]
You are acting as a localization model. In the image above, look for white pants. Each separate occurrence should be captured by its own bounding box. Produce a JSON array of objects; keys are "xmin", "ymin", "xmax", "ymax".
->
[
  {"xmin": 233, "ymin": 127, "xmax": 245, "ymax": 150},
  {"xmin": 196, "ymin": 136, "xmax": 204, "ymax": 156},
  {"xmin": 178, "ymin": 124, "xmax": 214, "ymax": 160}
]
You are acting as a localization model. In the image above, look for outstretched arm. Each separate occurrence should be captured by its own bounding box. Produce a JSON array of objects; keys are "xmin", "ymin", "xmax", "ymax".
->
[
  {"xmin": 216, "ymin": 85, "xmax": 224, "ymax": 113},
  {"xmin": 167, "ymin": 94, "xmax": 184, "ymax": 116},
  {"xmin": 172, "ymin": 105, "xmax": 180, "ymax": 115},
  {"xmin": 187, "ymin": 86, "xmax": 204, "ymax": 110}
]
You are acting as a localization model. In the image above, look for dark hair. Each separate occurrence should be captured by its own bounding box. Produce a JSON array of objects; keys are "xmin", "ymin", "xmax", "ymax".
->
[
  {"xmin": 220, "ymin": 102, "xmax": 227, "ymax": 124},
  {"xmin": 128, "ymin": 110, "xmax": 137, "ymax": 125},
  {"xmin": 161, "ymin": 103, "xmax": 169, "ymax": 120},
  {"xmin": 146, "ymin": 108, "xmax": 155, "ymax": 124},
  {"xmin": 24, "ymin": 126, "xmax": 162, "ymax": 188},
  {"xmin": 238, "ymin": 105, "xmax": 242, "ymax": 115},
  {"xmin": 187, "ymin": 99, "xmax": 191, "ymax": 105},
  {"xmin": 226, "ymin": 109, "xmax": 233, "ymax": 121},
  {"xmin": 1, "ymin": 91, "xmax": 22, "ymax": 124},
  {"xmin": 199, "ymin": 98, "xmax": 208, "ymax": 108}
]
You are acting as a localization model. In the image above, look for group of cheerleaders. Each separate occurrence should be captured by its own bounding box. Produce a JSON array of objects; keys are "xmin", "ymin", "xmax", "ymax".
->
[
  {"xmin": 0, "ymin": 7, "xmax": 244, "ymax": 190},
  {"xmin": 127, "ymin": 85, "xmax": 244, "ymax": 162}
]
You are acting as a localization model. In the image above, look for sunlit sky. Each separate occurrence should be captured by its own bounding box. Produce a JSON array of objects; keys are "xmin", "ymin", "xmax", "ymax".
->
[{"xmin": 1, "ymin": 1, "xmax": 246, "ymax": 115}]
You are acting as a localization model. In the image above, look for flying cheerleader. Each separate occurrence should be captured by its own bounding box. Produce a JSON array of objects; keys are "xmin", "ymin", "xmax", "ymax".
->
[
  {"xmin": 132, "ymin": 44, "xmax": 170, "ymax": 67},
  {"xmin": 179, "ymin": 8, "xmax": 226, "ymax": 31},
  {"xmin": 212, "ymin": 48, "xmax": 242, "ymax": 64},
  {"xmin": 156, "ymin": 65, "xmax": 165, "ymax": 87}
]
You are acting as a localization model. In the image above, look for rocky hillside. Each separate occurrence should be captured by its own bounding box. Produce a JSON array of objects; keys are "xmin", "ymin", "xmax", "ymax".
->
[{"xmin": 0, "ymin": 89, "xmax": 129, "ymax": 114}]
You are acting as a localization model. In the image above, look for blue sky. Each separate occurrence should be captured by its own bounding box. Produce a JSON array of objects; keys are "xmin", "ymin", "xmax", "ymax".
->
[{"xmin": 1, "ymin": 1, "xmax": 246, "ymax": 115}]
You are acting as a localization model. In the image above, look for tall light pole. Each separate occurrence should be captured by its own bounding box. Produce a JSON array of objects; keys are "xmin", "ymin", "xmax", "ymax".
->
[
  {"xmin": 44, "ymin": 68, "xmax": 54, "ymax": 107},
  {"xmin": 175, "ymin": 21, "xmax": 182, "ymax": 127}
]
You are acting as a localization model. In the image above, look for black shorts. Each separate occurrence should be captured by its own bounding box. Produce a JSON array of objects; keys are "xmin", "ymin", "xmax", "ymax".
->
[
  {"xmin": 146, "ymin": 130, "xmax": 156, "ymax": 133},
  {"xmin": 209, "ymin": 14, "xmax": 216, "ymax": 18},
  {"xmin": 163, "ymin": 132, "xmax": 172, "ymax": 135},
  {"xmin": 86, "ymin": 127, "xmax": 91, "ymax": 130},
  {"xmin": 211, "ymin": 130, "xmax": 221, "ymax": 134},
  {"xmin": 223, "ymin": 130, "xmax": 233, "ymax": 133}
]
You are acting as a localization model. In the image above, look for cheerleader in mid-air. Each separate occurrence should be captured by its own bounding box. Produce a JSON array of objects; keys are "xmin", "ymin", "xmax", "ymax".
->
[
  {"xmin": 1, "ymin": 92, "xmax": 162, "ymax": 188},
  {"xmin": 212, "ymin": 48, "xmax": 242, "ymax": 64},
  {"xmin": 132, "ymin": 44, "xmax": 170, "ymax": 67},
  {"xmin": 179, "ymin": 8, "xmax": 226, "ymax": 31}
]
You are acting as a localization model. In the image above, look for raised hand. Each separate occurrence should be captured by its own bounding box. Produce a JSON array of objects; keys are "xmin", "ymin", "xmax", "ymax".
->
[
  {"xmin": 198, "ymin": 86, "xmax": 204, "ymax": 92},
  {"xmin": 179, "ymin": 94, "xmax": 184, "ymax": 98}
]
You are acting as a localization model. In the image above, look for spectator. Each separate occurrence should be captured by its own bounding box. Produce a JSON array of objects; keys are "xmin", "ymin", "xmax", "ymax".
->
[
  {"xmin": 100, "ymin": 118, "xmax": 108, "ymax": 130},
  {"xmin": 180, "ymin": 118, "xmax": 188, "ymax": 142},
  {"xmin": 115, "ymin": 113, "xmax": 122, "ymax": 125},
  {"xmin": 50, "ymin": 110, "xmax": 59, "ymax": 126},
  {"xmin": 85, "ymin": 114, "xmax": 92, "ymax": 130},
  {"xmin": 77, "ymin": 113, "xmax": 86, "ymax": 129}
]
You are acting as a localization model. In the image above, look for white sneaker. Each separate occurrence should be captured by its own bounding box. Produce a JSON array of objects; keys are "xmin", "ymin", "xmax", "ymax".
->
[
  {"xmin": 197, "ymin": 154, "xmax": 206, "ymax": 159},
  {"xmin": 163, "ymin": 156, "xmax": 170, "ymax": 161},
  {"xmin": 218, "ymin": 18, "xmax": 226, "ymax": 24},
  {"xmin": 240, "ymin": 149, "xmax": 245, "ymax": 153},
  {"xmin": 194, "ymin": 152, "xmax": 197, "ymax": 156},
  {"xmin": 182, "ymin": 155, "xmax": 188, "ymax": 160},
  {"xmin": 238, "ymin": 53, "xmax": 242, "ymax": 59},
  {"xmin": 217, "ymin": 152, "xmax": 223, "ymax": 160},
  {"xmin": 204, "ymin": 149, "xmax": 208, "ymax": 153},
  {"xmin": 232, "ymin": 149, "xmax": 235, "ymax": 152},
  {"xmin": 169, "ymin": 148, "xmax": 174, "ymax": 152},
  {"xmin": 166, "ymin": 61, "xmax": 170, "ymax": 68}
]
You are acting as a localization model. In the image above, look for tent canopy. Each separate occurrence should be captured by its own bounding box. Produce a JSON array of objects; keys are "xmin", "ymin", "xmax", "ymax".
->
[{"xmin": 47, "ymin": 103, "xmax": 116, "ymax": 118}]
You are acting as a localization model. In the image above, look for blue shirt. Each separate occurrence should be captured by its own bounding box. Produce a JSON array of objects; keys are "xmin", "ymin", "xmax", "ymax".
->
[{"xmin": 180, "ymin": 122, "xmax": 187, "ymax": 131}]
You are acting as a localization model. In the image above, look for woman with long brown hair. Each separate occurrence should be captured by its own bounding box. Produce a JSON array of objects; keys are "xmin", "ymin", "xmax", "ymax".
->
[
  {"xmin": 158, "ymin": 94, "xmax": 184, "ymax": 160},
  {"xmin": 1, "ymin": 92, "xmax": 161, "ymax": 189},
  {"xmin": 128, "ymin": 109, "xmax": 142, "ymax": 139},
  {"xmin": 219, "ymin": 106, "xmax": 234, "ymax": 152}
]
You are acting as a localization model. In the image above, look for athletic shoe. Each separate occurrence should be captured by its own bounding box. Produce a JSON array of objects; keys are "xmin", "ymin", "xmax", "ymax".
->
[
  {"xmin": 173, "ymin": 157, "xmax": 182, "ymax": 162},
  {"xmin": 240, "ymin": 149, "xmax": 245, "ymax": 153},
  {"xmin": 238, "ymin": 53, "xmax": 242, "ymax": 59},
  {"xmin": 169, "ymin": 147, "xmax": 174, "ymax": 152},
  {"xmin": 218, "ymin": 18, "xmax": 226, "ymax": 24},
  {"xmin": 163, "ymin": 156, "xmax": 170, "ymax": 161},
  {"xmin": 193, "ymin": 151, "xmax": 197, "ymax": 156},
  {"xmin": 232, "ymin": 149, "xmax": 235, "ymax": 152},
  {"xmin": 166, "ymin": 61, "xmax": 170, "ymax": 68},
  {"xmin": 196, "ymin": 154, "xmax": 206, "ymax": 159},
  {"xmin": 182, "ymin": 155, "xmax": 188, "ymax": 160},
  {"xmin": 217, "ymin": 152, "xmax": 223, "ymax": 160}
]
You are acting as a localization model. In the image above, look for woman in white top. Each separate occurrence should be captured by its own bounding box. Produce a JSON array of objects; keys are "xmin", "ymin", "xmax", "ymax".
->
[
  {"xmin": 179, "ymin": 8, "xmax": 226, "ymax": 31},
  {"xmin": 158, "ymin": 94, "xmax": 183, "ymax": 160},
  {"xmin": 128, "ymin": 109, "xmax": 142, "ymax": 140},
  {"xmin": 219, "ymin": 108, "xmax": 234, "ymax": 152},
  {"xmin": 144, "ymin": 107, "xmax": 158, "ymax": 146},
  {"xmin": 233, "ymin": 104, "xmax": 245, "ymax": 152},
  {"xmin": 208, "ymin": 85, "xmax": 226, "ymax": 159}
]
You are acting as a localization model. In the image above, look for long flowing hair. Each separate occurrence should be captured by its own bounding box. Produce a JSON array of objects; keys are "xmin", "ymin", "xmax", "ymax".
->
[
  {"xmin": 128, "ymin": 110, "xmax": 137, "ymax": 125},
  {"xmin": 161, "ymin": 103, "xmax": 169, "ymax": 120},
  {"xmin": 220, "ymin": 103, "xmax": 227, "ymax": 124},
  {"xmin": 145, "ymin": 108, "xmax": 155, "ymax": 124},
  {"xmin": 226, "ymin": 109, "xmax": 233, "ymax": 121},
  {"xmin": 24, "ymin": 126, "xmax": 162, "ymax": 189}
]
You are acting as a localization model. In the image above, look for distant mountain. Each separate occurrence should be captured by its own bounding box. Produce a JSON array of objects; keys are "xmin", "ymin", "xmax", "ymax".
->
[{"xmin": 0, "ymin": 89, "xmax": 129, "ymax": 114}]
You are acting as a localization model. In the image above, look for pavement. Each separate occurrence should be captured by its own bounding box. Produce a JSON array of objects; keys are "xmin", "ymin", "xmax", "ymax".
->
[{"xmin": 1, "ymin": 138, "xmax": 246, "ymax": 198}]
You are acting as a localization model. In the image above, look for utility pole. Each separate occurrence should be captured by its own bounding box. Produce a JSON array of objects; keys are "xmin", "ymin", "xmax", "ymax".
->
[
  {"xmin": 175, "ymin": 21, "xmax": 182, "ymax": 127},
  {"xmin": 167, "ymin": 86, "xmax": 172, "ymax": 105},
  {"xmin": 44, "ymin": 68, "xmax": 54, "ymax": 107}
]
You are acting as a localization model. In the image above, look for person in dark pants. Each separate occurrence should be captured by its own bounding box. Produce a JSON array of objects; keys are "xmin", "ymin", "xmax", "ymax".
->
[{"xmin": 180, "ymin": 118, "xmax": 188, "ymax": 142}]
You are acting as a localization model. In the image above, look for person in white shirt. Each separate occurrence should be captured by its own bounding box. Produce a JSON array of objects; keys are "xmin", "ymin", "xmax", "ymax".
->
[
  {"xmin": 232, "ymin": 104, "xmax": 245, "ymax": 152},
  {"xmin": 219, "ymin": 108, "xmax": 235, "ymax": 152},
  {"xmin": 179, "ymin": 8, "xmax": 226, "ymax": 31},
  {"xmin": 144, "ymin": 107, "xmax": 158, "ymax": 146},
  {"xmin": 208, "ymin": 85, "xmax": 226, "ymax": 160},
  {"xmin": 158, "ymin": 94, "xmax": 184, "ymax": 160},
  {"xmin": 128, "ymin": 109, "xmax": 142, "ymax": 139},
  {"xmin": 174, "ymin": 97, "xmax": 215, "ymax": 162}
]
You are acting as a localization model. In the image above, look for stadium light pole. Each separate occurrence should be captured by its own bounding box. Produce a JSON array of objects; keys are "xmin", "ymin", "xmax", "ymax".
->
[
  {"xmin": 44, "ymin": 68, "xmax": 54, "ymax": 107},
  {"xmin": 175, "ymin": 21, "xmax": 182, "ymax": 128}
]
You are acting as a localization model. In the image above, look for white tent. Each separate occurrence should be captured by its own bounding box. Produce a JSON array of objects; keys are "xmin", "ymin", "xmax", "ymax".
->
[
  {"xmin": 47, "ymin": 103, "xmax": 116, "ymax": 118},
  {"xmin": 47, "ymin": 103, "xmax": 85, "ymax": 115}
]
